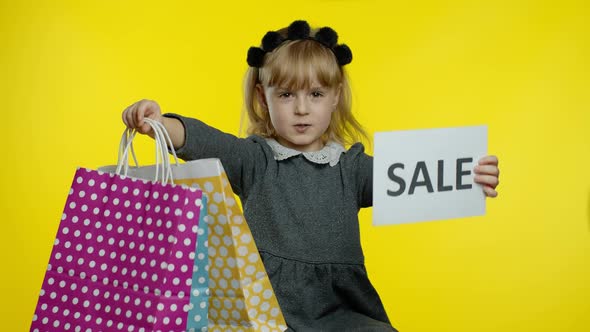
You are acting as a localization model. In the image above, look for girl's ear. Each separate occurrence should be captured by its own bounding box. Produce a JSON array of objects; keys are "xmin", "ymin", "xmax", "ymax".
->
[{"xmin": 256, "ymin": 84, "xmax": 268, "ymax": 109}]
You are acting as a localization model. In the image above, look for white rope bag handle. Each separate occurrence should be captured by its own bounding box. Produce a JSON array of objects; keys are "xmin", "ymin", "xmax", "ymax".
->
[{"xmin": 115, "ymin": 118, "xmax": 179, "ymax": 184}]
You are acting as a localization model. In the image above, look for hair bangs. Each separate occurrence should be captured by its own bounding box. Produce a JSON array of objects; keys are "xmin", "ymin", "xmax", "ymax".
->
[{"xmin": 259, "ymin": 39, "xmax": 342, "ymax": 90}]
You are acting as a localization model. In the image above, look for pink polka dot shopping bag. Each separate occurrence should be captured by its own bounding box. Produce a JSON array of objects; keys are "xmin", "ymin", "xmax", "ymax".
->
[
  {"xmin": 98, "ymin": 119, "xmax": 287, "ymax": 331},
  {"xmin": 30, "ymin": 167, "xmax": 205, "ymax": 332},
  {"xmin": 31, "ymin": 119, "xmax": 210, "ymax": 332}
]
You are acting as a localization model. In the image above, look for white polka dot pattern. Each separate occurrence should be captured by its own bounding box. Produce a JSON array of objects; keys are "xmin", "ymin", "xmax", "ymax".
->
[
  {"xmin": 175, "ymin": 162, "xmax": 287, "ymax": 331},
  {"xmin": 31, "ymin": 167, "xmax": 203, "ymax": 332},
  {"xmin": 186, "ymin": 196, "xmax": 209, "ymax": 331}
]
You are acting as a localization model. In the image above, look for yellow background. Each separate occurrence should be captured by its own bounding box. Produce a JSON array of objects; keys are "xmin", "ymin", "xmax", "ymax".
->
[{"xmin": 1, "ymin": 0, "xmax": 589, "ymax": 331}]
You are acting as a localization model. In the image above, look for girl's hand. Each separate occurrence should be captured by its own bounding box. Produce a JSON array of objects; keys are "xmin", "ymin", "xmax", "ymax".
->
[
  {"xmin": 122, "ymin": 99, "xmax": 163, "ymax": 136},
  {"xmin": 474, "ymin": 155, "xmax": 500, "ymax": 198}
]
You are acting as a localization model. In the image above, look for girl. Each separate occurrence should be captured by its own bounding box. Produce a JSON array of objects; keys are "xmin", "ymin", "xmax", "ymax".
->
[{"xmin": 122, "ymin": 20, "xmax": 500, "ymax": 331}]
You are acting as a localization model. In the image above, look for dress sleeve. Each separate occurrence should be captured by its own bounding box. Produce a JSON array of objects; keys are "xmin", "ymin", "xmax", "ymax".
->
[
  {"xmin": 163, "ymin": 113, "xmax": 267, "ymax": 197},
  {"xmin": 344, "ymin": 143, "xmax": 374, "ymax": 208},
  {"xmin": 357, "ymin": 150, "xmax": 374, "ymax": 208}
]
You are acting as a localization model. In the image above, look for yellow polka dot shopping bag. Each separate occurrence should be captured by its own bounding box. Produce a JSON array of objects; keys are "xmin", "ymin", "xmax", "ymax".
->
[
  {"xmin": 31, "ymin": 119, "xmax": 209, "ymax": 332},
  {"xmin": 98, "ymin": 120, "xmax": 288, "ymax": 331}
]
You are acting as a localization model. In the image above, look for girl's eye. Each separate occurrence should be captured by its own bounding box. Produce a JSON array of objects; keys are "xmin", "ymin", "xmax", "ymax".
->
[
  {"xmin": 311, "ymin": 91, "xmax": 324, "ymax": 97},
  {"xmin": 279, "ymin": 92, "xmax": 292, "ymax": 98}
]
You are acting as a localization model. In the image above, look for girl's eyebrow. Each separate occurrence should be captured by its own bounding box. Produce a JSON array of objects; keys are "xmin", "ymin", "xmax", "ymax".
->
[
  {"xmin": 275, "ymin": 85, "xmax": 327, "ymax": 91},
  {"xmin": 309, "ymin": 82, "xmax": 328, "ymax": 88}
]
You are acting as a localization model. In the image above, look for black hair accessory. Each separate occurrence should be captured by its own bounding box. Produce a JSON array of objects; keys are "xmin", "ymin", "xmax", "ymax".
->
[{"xmin": 246, "ymin": 20, "xmax": 353, "ymax": 68}]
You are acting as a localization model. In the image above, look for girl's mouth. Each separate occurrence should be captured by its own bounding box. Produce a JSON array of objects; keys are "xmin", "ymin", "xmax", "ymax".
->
[{"xmin": 294, "ymin": 124, "xmax": 310, "ymax": 133}]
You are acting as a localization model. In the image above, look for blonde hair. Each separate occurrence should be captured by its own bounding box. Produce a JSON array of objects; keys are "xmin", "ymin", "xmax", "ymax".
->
[{"xmin": 242, "ymin": 28, "xmax": 368, "ymax": 147}]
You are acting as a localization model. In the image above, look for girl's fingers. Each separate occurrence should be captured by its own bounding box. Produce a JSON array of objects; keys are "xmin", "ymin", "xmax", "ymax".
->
[
  {"xmin": 136, "ymin": 105, "xmax": 153, "ymax": 135},
  {"xmin": 483, "ymin": 185, "xmax": 498, "ymax": 198},
  {"xmin": 122, "ymin": 99, "xmax": 161, "ymax": 134},
  {"xmin": 121, "ymin": 108, "xmax": 129, "ymax": 127},
  {"xmin": 474, "ymin": 164, "xmax": 499, "ymax": 176},
  {"xmin": 474, "ymin": 174, "xmax": 499, "ymax": 188},
  {"xmin": 135, "ymin": 101, "xmax": 148, "ymax": 126},
  {"xmin": 478, "ymin": 155, "xmax": 498, "ymax": 166},
  {"xmin": 139, "ymin": 122, "xmax": 153, "ymax": 135},
  {"xmin": 475, "ymin": 156, "xmax": 500, "ymax": 198},
  {"xmin": 123, "ymin": 107, "xmax": 136, "ymax": 129}
]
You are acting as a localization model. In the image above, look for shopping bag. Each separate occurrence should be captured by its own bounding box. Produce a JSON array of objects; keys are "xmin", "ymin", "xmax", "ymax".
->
[
  {"xmin": 99, "ymin": 118, "xmax": 213, "ymax": 332},
  {"xmin": 174, "ymin": 159, "xmax": 287, "ymax": 332},
  {"xmin": 100, "ymin": 120, "xmax": 288, "ymax": 331},
  {"xmin": 31, "ymin": 167, "xmax": 204, "ymax": 332},
  {"xmin": 186, "ymin": 195, "xmax": 210, "ymax": 332}
]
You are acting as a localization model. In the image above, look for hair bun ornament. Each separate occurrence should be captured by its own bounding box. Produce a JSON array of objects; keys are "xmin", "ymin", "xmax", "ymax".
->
[
  {"xmin": 246, "ymin": 19, "xmax": 353, "ymax": 68},
  {"xmin": 333, "ymin": 44, "xmax": 353, "ymax": 66},
  {"xmin": 287, "ymin": 20, "xmax": 311, "ymax": 39},
  {"xmin": 262, "ymin": 31, "xmax": 284, "ymax": 52},
  {"xmin": 247, "ymin": 47, "xmax": 266, "ymax": 68},
  {"xmin": 314, "ymin": 27, "xmax": 338, "ymax": 48}
]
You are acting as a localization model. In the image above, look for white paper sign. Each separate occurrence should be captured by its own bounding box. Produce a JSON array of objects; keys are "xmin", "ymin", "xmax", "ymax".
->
[{"xmin": 373, "ymin": 125, "xmax": 487, "ymax": 225}]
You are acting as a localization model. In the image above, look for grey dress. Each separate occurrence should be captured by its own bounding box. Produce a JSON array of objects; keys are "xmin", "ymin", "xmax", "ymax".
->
[{"xmin": 166, "ymin": 114, "xmax": 397, "ymax": 332}]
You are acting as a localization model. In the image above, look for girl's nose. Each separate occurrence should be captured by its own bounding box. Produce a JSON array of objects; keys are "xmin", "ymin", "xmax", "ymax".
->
[{"xmin": 294, "ymin": 97, "xmax": 309, "ymax": 115}]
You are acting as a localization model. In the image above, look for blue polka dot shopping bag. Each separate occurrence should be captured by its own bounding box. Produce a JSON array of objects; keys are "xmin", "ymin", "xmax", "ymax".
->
[
  {"xmin": 186, "ymin": 194, "xmax": 209, "ymax": 331},
  {"xmin": 99, "ymin": 120, "xmax": 288, "ymax": 331}
]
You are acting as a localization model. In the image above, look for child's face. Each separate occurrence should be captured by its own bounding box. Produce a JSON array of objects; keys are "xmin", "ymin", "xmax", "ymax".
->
[{"xmin": 258, "ymin": 82, "xmax": 340, "ymax": 152}]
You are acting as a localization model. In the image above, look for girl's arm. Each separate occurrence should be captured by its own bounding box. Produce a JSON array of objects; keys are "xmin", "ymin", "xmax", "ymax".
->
[
  {"xmin": 121, "ymin": 99, "xmax": 265, "ymax": 197},
  {"xmin": 165, "ymin": 114, "xmax": 267, "ymax": 197}
]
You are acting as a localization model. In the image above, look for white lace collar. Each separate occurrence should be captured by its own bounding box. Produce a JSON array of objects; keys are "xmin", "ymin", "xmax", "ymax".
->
[{"xmin": 265, "ymin": 138, "xmax": 346, "ymax": 167}]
